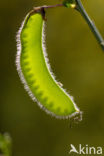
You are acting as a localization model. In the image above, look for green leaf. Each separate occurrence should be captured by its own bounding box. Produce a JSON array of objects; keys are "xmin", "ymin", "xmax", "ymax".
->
[{"xmin": 0, "ymin": 134, "xmax": 12, "ymax": 156}]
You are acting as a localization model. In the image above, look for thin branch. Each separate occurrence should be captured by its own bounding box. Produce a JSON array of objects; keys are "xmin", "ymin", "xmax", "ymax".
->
[
  {"xmin": 42, "ymin": 4, "xmax": 64, "ymax": 9},
  {"xmin": 75, "ymin": 0, "xmax": 104, "ymax": 51},
  {"xmin": 33, "ymin": 4, "xmax": 64, "ymax": 11},
  {"xmin": 33, "ymin": 1, "xmax": 104, "ymax": 51},
  {"xmin": 28, "ymin": 4, "xmax": 64, "ymax": 22}
]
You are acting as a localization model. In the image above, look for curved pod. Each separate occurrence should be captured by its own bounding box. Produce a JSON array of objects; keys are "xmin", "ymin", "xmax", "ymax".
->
[{"xmin": 16, "ymin": 7, "xmax": 81, "ymax": 119}]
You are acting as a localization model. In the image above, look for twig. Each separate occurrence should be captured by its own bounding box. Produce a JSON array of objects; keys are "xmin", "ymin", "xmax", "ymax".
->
[
  {"xmin": 33, "ymin": 1, "xmax": 104, "ymax": 51},
  {"xmin": 41, "ymin": 4, "xmax": 64, "ymax": 9},
  {"xmin": 75, "ymin": 0, "xmax": 104, "ymax": 51}
]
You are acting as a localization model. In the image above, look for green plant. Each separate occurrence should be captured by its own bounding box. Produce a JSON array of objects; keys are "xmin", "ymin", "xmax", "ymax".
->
[
  {"xmin": 16, "ymin": 0, "xmax": 104, "ymax": 120},
  {"xmin": 0, "ymin": 134, "xmax": 12, "ymax": 156}
]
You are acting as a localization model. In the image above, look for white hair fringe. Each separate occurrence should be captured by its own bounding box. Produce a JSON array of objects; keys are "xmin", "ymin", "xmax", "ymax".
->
[{"xmin": 16, "ymin": 12, "xmax": 82, "ymax": 120}]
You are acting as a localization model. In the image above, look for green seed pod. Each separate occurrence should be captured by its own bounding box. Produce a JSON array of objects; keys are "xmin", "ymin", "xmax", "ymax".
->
[{"xmin": 16, "ymin": 7, "xmax": 81, "ymax": 119}]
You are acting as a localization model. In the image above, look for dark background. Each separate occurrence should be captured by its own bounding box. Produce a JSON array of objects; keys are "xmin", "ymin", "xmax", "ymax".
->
[{"xmin": 0, "ymin": 0, "xmax": 104, "ymax": 156}]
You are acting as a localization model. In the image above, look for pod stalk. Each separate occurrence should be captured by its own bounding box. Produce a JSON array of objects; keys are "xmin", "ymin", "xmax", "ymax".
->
[{"xmin": 28, "ymin": 4, "xmax": 64, "ymax": 21}]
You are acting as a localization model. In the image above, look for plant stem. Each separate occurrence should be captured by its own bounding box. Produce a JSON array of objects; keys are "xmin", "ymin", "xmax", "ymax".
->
[
  {"xmin": 34, "ymin": 1, "xmax": 104, "ymax": 51},
  {"xmin": 30, "ymin": 4, "xmax": 64, "ymax": 21},
  {"xmin": 33, "ymin": 4, "xmax": 64, "ymax": 11},
  {"xmin": 75, "ymin": 0, "xmax": 104, "ymax": 51},
  {"xmin": 42, "ymin": 4, "xmax": 64, "ymax": 9}
]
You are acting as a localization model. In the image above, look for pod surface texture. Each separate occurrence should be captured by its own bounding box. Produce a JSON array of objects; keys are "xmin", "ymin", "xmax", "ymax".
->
[{"xmin": 16, "ymin": 10, "xmax": 80, "ymax": 118}]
